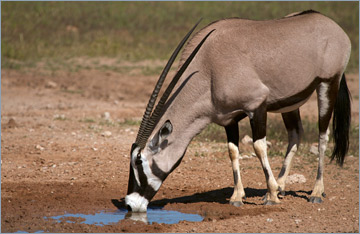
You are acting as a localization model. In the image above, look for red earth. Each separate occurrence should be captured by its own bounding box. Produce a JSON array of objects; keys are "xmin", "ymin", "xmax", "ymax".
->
[{"xmin": 1, "ymin": 65, "xmax": 359, "ymax": 233}]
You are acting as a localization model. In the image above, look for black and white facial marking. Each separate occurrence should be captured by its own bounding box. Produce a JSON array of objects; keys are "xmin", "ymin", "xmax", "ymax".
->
[
  {"xmin": 125, "ymin": 121, "xmax": 173, "ymax": 212},
  {"xmin": 125, "ymin": 145, "xmax": 161, "ymax": 212}
]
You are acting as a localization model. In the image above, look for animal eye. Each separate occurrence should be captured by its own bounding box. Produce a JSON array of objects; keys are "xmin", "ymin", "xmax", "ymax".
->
[
  {"xmin": 135, "ymin": 153, "xmax": 142, "ymax": 165},
  {"xmin": 135, "ymin": 159, "xmax": 142, "ymax": 165}
]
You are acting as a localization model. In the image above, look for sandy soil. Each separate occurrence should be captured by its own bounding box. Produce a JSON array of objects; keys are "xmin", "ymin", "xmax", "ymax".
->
[{"xmin": 1, "ymin": 66, "xmax": 359, "ymax": 233}]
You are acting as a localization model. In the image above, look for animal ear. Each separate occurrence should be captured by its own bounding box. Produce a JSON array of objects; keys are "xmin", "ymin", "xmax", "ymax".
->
[
  {"xmin": 149, "ymin": 120, "xmax": 173, "ymax": 152},
  {"xmin": 159, "ymin": 120, "xmax": 173, "ymax": 139}
]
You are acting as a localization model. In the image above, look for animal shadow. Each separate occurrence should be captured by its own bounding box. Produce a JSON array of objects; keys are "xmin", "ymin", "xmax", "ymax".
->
[{"xmin": 112, "ymin": 187, "xmax": 306, "ymax": 209}]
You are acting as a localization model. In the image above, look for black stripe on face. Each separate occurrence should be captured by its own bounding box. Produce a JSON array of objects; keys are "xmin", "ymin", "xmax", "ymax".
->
[
  {"xmin": 127, "ymin": 164, "xmax": 140, "ymax": 195},
  {"xmin": 127, "ymin": 144, "xmax": 141, "ymax": 195},
  {"xmin": 136, "ymin": 163, "xmax": 157, "ymax": 202}
]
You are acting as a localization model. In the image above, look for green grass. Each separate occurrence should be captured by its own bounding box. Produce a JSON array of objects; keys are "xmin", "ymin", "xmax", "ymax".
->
[
  {"xmin": 2, "ymin": 2, "xmax": 359, "ymax": 71},
  {"xmin": 119, "ymin": 119, "xmax": 141, "ymax": 126},
  {"xmin": 80, "ymin": 118, "xmax": 96, "ymax": 123}
]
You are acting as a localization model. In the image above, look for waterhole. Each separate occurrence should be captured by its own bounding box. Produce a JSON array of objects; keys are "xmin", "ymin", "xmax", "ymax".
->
[{"xmin": 46, "ymin": 207, "xmax": 203, "ymax": 225}]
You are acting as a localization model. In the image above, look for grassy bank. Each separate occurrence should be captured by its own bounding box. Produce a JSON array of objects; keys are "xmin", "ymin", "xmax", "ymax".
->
[{"xmin": 2, "ymin": 1, "xmax": 359, "ymax": 71}]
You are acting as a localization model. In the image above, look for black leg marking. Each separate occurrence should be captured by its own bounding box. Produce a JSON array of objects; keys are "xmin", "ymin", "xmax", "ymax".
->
[
  {"xmin": 250, "ymin": 102, "xmax": 267, "ymax": 142},
  {"xmin": 225, "ymin": 121, "xmax": 246, "ymax": 206},
  {"xmin": 225, "ymin": 122, "xmax": 239, "ymax": 146},
  {"xmin": 233, "ymin": 170, "xmax": 239, "ymax": 186}
]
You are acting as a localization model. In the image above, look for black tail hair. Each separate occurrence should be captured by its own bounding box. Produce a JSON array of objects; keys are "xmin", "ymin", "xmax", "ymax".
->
[{"xmin": 331, "ymin": 73, "xmax": 351, "ymax": 166}]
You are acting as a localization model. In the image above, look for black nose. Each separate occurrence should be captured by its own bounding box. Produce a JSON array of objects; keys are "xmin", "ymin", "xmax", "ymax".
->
[{"xmin": 127, "ymin": 205, "xmax": 132, "ymax": 211}]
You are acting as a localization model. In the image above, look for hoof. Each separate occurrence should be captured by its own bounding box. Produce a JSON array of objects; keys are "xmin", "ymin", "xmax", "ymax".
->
[
  {"xmin": 263, "ymin": 200, "xmax": 279, "ymax": 205},
  {"xmin": 230, "ymin": 201, "xmax": 243, "ymax": 207},
  {"xmin": 309, "ymin": 196, "xmax": 323, "ymax": 203},
  {"xmin": 322, "ymin": 192, "xmax": 326, "ymax": 198},
  {"xmin": 277, "ymin": 187, "xmax": 285, "ymax": 196}
]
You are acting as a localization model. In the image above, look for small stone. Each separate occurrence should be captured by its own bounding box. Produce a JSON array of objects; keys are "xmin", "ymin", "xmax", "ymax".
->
[
  {"xmin": 295, "ymin": 219, "xmax": 302, "ymax": 224},
  {"xmin": 92, "ymin": 147, "xmax": 98, "ymax": 151},
  {"xmin": 310, "ymin": 143, "xmax": 319, "ymax": 155},
  {"xmin": 53, "ymin": 114, "xmax": 66, "ymax": 120},
  {"xmin": 286, "ymin": 174, "xmax": 306, "ymax": 184},
  {"xmin": 6, "ymin": 118, "xmax": 18, "ymax": 128},
  {"xmin": 241, "ymin": 135, "xmax": 253, "ymax": 145},
  {"xmin": 102, "ymin": 112, "xmax": 111, "ymax": 120},
  {"xmin": 101, "ymin": 131, "xmax": 112, "ymax": 137},
  {"xmin": 266, "ymin": 218, "xmax": 273, "ymax": 222},
  {"xmin": 35, "ymin": 145, "xmax": 45, "ymax": 151},
  {"xmin": 45, "ymin": 81, "xmax": 57, "ymax": 89}
]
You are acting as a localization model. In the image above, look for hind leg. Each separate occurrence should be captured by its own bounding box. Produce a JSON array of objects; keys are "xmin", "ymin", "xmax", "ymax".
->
[
  {"xmin": 277, "ymin": 109, "xmax": 304, "ymax": 195},
  {"xmin": 225, "ymin": 122, "xmax": 246, "ymax": 207},
  {"xmin": 310, "ymin": 80, "xmax": 339, "ymax": 203}
]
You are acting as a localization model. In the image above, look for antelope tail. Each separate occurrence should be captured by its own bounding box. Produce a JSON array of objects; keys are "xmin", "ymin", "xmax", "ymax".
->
[{"xmin": 331, "ymin": 73, "xmax": 351, "ymax": 166}]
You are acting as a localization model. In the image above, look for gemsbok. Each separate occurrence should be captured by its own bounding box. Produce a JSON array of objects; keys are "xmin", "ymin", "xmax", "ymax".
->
[{"xmin": 125, "ymin": 10, "xmax": 351, "ymax": 212}]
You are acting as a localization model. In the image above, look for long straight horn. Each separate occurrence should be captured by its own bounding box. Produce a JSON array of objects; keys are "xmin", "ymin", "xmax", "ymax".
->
[
  {"xmin": 135, "ymin": 19, "xmax": 202, "ymax": 148},
  {"xmin": 138, "ymin": 29, "xmax": 216, "ymax": 147}
]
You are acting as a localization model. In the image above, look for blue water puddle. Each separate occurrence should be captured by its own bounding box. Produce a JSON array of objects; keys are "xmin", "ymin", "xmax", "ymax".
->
[
  {"xmin": 14, "ymin": 231, "xmax": 43, "ymax": 233},
  {"xmin": 45, "ymin": 207, "xmax": 203, "ymax": 226}
]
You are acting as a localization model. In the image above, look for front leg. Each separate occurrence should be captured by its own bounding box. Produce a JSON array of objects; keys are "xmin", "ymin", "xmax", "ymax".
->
[
  {"xmin": 225, "ymin": 122, "xmax": 246, "ymax": 207},
  {"xmin": 250, "ymin": 102, "xmax": 280, "ymax": 205}
]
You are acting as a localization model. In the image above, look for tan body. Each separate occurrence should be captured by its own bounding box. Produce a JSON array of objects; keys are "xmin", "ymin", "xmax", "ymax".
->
[{"xmin": 179, "ymin": 13, "xmax": 350, "ymax": 120}]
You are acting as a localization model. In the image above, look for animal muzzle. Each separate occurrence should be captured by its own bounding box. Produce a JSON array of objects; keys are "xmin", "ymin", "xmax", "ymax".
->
[{"xmin": 125, "ymin": 192, "xmax": 149, "ymax": 213}]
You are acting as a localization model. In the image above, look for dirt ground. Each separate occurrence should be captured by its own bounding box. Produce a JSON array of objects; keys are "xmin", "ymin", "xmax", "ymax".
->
[{"xmin": 1, "ymin": 65, "xmax": 359, "ymax": 233}]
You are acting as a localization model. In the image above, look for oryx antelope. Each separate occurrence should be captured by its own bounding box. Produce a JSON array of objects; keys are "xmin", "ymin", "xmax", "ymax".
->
[{"xmin": 125, "ymin": 10, "xmax": 351, "ymax": 212}]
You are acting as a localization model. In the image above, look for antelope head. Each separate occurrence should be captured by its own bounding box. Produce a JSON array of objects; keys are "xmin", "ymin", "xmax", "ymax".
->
[{"xmin": 125, "ymin": 20, "xmax": 214, "ymax": 212}]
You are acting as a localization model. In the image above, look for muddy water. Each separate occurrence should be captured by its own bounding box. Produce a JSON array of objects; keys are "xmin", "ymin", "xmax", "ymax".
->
[{"xmin": 46, "ymin": 207, "xmax": 203, "ymax": 226}]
